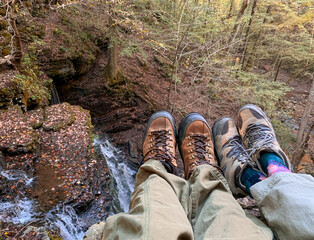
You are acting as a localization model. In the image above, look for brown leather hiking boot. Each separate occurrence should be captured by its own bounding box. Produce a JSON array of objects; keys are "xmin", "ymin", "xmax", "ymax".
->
[
  {"xmin": 142, "ymin": 111, "xmax": 177, "ymax": 174},
  {"xmin": 238, "ymin": 104, "xmax": 292, "ymax": 175},
  {"xmin": 178, "ymin": 113, "xmax": 220, "ymax": 179}
]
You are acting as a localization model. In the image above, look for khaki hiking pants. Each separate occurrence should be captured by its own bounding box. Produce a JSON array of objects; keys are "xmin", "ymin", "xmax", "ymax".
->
[{"xmin": 102, "ymin": 160, "xmax": 314, "ymax": 240}]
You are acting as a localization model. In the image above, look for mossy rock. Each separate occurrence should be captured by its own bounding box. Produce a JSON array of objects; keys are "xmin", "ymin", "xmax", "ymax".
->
[
  {"xmin": 0, "ymin": 8, "xmax": 6, "ymax": 16},
  {"xmin": 0, "ymin": 20, "xmax": 7, "ymax": 31},
  {"xmin": 0, "ymin": 30, "xmax": 12, "ymax": 57},
  {"xmin": 21, "ymin": 23, "xmax": 46, "ymax": 43},
  {"xmin": 43, "ymin": 102, "xmax": 75, "ymax": 131},
  {"xmin": 26, "ymin": 107, "xmax": 45, "ymax": 129},
  {"xmin": 0, "ymin": 70, "xmax": 18, "ymax": 108}
]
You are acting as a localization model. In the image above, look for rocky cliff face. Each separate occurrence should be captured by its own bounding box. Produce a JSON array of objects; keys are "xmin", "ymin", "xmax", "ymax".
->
[{"xmin": 0, "ymin": 66, "xmax": 112, "ymax": 238}]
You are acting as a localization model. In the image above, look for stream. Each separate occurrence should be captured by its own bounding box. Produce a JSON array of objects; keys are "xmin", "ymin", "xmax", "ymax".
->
[{"xmin": 0, "ymin": 138, "xmax": 136, "ymax": 239}]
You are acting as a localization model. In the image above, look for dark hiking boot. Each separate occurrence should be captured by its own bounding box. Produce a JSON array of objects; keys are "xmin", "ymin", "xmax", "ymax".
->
[
  {"xmin": 143, "ymin": 111, "xmax": 177, "ymax": 174},
  {"xmin": 178, "ymin": 113, "xmax": 221, "ymax": 179},
  {"xmin": 212, "ymin": 118, "xmax": 256, "ymax": 197},
  {"xmin": 238, "ymin": 104, "xmax": 292, "ymax": 175}
]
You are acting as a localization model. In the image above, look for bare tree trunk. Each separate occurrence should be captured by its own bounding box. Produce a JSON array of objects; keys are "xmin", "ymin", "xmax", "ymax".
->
[
  {"xmin": 8, "ymin": 0, "xmax": 23, "ymax": 66},
  {"xmin": 292, "ymin": 80, "xmax": 314, "ymax": 170},
  {"xmin": 240, "ymin": 0, "xmax": 257, "ymax": 70},
  {"xmin": 274, "ymin": 59, "xmax": 282, "ymax": 81},
  {"xmin": 104, "ymin": 5, "xmax": 122, "ymax": 86},
  {"xmin": 228, "ymin": 0, "xmax": 249, "ymax": 49},
  {"xmin": 106, "ymin": 31, "xmax": 119, "ymax": 85},
  {"xmin": 245, "ymin": 5, "xmax": 272, "ymax": 69},
  {"xmin": 227, "ymin": 0, "xmax": 235, "ymax": 18}
]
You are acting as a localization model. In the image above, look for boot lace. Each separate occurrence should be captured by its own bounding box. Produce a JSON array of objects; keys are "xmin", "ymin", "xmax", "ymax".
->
[
  {"xmin": 225, "ymin": 136, "xmax": 252, "ymax": 164},
  {"xmin": 187, "ymin": 134, "xmax": 223, "ymax": 175},
  {"xmin": 144, "ymin": 130, "xmax": 176, "ymax": 164},
  {"xmin": 244, "ymin": 123, "xmax": 275, "ymax": 156},
  {"xmin": 189, "ymin": 135, "xmax": 213, "ymax": 163}
]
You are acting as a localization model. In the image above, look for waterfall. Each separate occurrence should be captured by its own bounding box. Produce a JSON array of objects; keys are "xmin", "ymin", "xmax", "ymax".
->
[
  {"xmin": 94, "ymin": 139, "xmax": 137, "ymax": 213},
  {"xmin": 0, "ymin": 138, "xmax": 137, "ymax": 240},
  {"xmin": 50, "ymin": 82, "xmax": 61, "ymax": 105}
]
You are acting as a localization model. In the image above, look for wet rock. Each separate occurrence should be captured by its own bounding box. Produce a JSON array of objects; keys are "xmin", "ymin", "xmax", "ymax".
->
[
  {"xmin": 5, "ymin": 152, "xmax": 36, "ymax": 171},
  {"xmin": 20, "ymin": 226, "xmax": 50, "ymax": 240},
  {"xmin": 0, "ymin": 107, "xmax": 37, "ymax": 153},
  {"xmin": 0, "ymin": 151, "xmax": 6, "ymax": 170},
  {"xmin": 83, "ymin": 221, "xmax": 105, "ymax": 240},
  {"xmin": 43, "ymin": 102, "xmax": 75, "ymax": 131}
]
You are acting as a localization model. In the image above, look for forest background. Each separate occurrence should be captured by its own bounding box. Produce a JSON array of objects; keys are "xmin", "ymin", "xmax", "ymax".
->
[{"xmin": 1, "ymin": 0, "xmax": 313, "ymax": 181}]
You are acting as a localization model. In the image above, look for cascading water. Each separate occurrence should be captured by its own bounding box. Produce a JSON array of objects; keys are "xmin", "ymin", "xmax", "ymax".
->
[
  {"xmin": 0, "ymin": 170, "xmax": 37, "ymax": 224},
  {"xmin": 50, "ymin": 82, "xmax": 61, "ymax": 105},
  {"xmin": 45, "ymin": 205, "xmax": 86, "ymax": 240},
  {"xmin": 94, "ymin": 139, "xmax": 137, "ymax": 213},
  {"xmin": 0, "ymin": 138, "xmax": 136, "ymax": 240}
]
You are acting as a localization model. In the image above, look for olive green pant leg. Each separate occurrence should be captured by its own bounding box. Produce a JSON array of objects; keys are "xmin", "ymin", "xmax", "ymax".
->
[
  {"xmin": 188, "ymin": 165, "xmax": 273, "ymax": 240},
  {"xmin": 102, "ymin": 160, "xmax": 193, "ymax": 240},
  {"xmin": 251, "ymin": 172, "xmax": 314, "ymax": 240}
]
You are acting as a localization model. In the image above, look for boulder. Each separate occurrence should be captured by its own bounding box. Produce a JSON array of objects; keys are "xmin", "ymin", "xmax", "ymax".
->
[
  {"xmin": 83, "ymin": 221, "xmax": 105, "ymax": 240},
  {"xmin": 43, "ymin": 102, "xmax": 75, "ymax": 131},
  {"xmin": 25, "ymin": 108, "xmax": 45, "ymax": 129},
  {"xmin": 0, "ymin": 107, "xmax": 37, "ymax": 153}
]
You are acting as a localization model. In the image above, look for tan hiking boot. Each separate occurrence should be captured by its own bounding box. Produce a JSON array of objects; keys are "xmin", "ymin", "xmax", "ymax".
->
[
  {"xmin": 143, "ymin": 111, "xmax": 177, "ymax": 174},
  {"xmin": 238, "ymin": 104, "xmax": 292, "ymax": 175},
  {"xmin": 212, "ymin": 118, "xmax": 256, "ymax": 197},
  {"xmin": 178, "ymin": 113, "xmax": 221, "ymax": 179}
]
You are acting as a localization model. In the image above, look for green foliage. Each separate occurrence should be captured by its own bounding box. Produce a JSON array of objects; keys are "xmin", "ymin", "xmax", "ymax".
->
[
  {"xmin": 121, "ymin": 40, "xmax": 147, "ymax": 59},
  {"xmin": 13, "ymin": 54, "xmax": 52, "ymax": 108},
  {"xmin": 272, "ymin": 119, "xmax": 296, "ymax": 153},
  {"xmin": 233, "ymin": 70, "xmax": 291, "ymax": 117},
  {"xmin": 53, "ymin": 27, "xmax": 64, "ymax": 36}
]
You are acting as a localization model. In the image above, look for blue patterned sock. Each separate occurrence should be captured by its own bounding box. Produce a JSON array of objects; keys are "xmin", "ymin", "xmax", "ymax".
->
[
  {"xmin": 259, "ymin": 152, "xmax": 290, "ymax": 176},
  {"xmin": 241, "ymin": 167, "xmax": 266, "ymax": 194}
]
